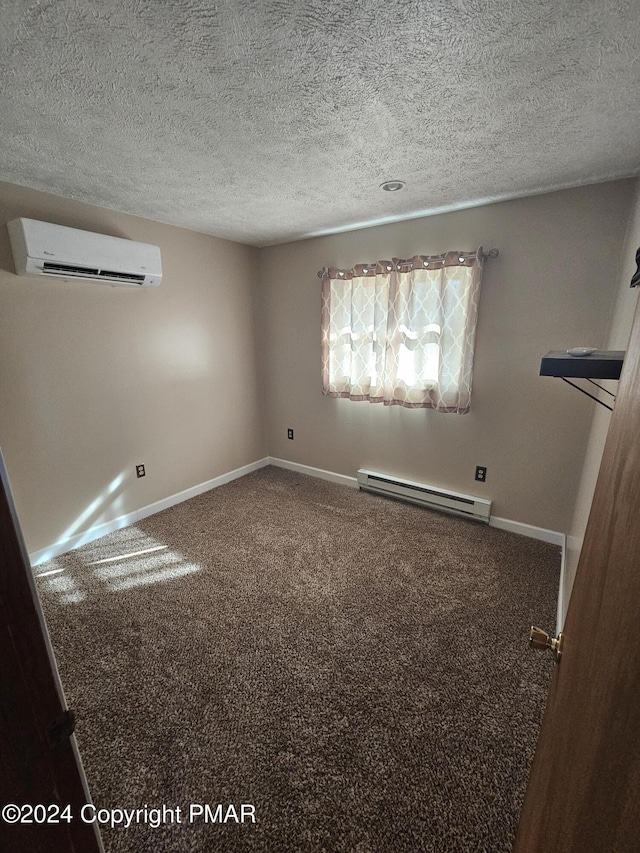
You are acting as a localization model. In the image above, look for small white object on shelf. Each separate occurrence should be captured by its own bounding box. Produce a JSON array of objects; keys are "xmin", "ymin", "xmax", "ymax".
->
[{"xmin": 567, "ymin": 347, "xmax": 598, "ymax": 357}]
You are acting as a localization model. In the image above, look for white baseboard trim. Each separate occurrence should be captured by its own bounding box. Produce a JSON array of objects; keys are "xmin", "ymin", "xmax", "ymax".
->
[
  {"xmin": 489, "ymin": 516, "xmax": 565, "ymax": 547},
  {"xmin": 557, "ymin": 542, "xmax": 567, "ymax": 635},
  {"xmin": 267, "ymin": 457, "xmax": 358, "ymax": 489},
  {"xmin": 30, "ymin": 514, "xmax": 137, "ymax": 568},
  {"xmin": 135, "ymin": 458, "xmax": 270, "ymax": 521},
  {"xmin": 29, "ymin": 454, "xmax": 566, "ymax": 572},
  {"xmin": 269, "ymin": 458, "xmax": 566, "ymax": 548},
  {"xmin": 491, "ymin": 516, "xmax": 566, "ymax": 632},
  {"xmin": 29, "ymin": 457, "xmax": 270, "ymax": 567}
]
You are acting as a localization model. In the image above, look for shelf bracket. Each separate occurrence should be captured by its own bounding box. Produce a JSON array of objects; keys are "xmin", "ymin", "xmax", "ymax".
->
[
  {"xmin": 586, "ymin": 378, "xmax": 616, "ymax": 399},
  {"xmin": 560, "ymin": 377, "xmax": 614, "ymax": 411}
]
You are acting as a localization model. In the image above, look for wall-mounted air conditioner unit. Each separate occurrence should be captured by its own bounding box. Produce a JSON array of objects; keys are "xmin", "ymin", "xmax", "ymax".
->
[
  {"xmin": 7, "ymin": 218, "xmax": 162, "ymax": 287},
  {"xmin": 357, "ymin": 469, "xmax": 491, "ymax": 523}
]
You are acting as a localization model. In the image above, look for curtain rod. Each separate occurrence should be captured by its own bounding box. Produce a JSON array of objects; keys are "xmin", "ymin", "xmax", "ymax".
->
[{"xmin": 316, "ymin": 248, "xmax": 499, "ymax": 278}]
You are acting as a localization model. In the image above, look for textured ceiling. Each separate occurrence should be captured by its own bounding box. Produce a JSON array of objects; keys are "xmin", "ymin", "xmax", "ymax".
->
[{"xmin": 1, "ymin": 0, "xmax": 639, "ymax": 247}]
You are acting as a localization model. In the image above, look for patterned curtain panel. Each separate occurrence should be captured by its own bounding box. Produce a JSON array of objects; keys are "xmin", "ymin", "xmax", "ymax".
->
[{"xmin": 321, "ymin": 250, "xmax": 484, "ymax": 413}]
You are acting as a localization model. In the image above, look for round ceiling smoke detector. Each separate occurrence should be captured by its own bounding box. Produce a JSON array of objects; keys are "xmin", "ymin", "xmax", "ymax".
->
[{"xmin": 380, "ymin": 180, "xmax": 406, "ymax": 192}]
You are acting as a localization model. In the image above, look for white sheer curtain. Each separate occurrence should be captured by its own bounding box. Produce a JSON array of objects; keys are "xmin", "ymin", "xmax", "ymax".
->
[{"xmin": 321, "ymin": 250, "xmax": 484, "ymax": 413}]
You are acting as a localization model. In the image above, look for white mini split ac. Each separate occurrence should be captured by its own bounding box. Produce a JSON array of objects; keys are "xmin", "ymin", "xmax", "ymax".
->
[{"xmin": 7, "ymin": 218, "xmax": 162, "ymax": 287}]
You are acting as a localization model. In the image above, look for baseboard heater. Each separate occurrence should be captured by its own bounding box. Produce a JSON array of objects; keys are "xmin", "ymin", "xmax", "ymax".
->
[{"xmin": 357, "ymin": 469, "xmax": 491, "ymax": 523}]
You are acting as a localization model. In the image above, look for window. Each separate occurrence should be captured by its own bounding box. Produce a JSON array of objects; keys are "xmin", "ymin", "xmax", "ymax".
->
[{"xmin": 321, "ymin": 250, "xmax": 484, "ymax": 413}]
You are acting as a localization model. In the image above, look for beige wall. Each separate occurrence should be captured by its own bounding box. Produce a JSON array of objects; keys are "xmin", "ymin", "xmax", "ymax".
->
[
  {"xmin": 0, "ymin": 181, "xmax": 266, "ymax": 553},
  {"xmin": 562, "ymin": 180, "xmax": 640, "ymax": 622},
  {"xmin": 2, "ymin": 178, "xmax": 636, "ymax": 557},
  {"xmin": 258, "ymin": 181, "xmax": 636, "ymax": 532}
]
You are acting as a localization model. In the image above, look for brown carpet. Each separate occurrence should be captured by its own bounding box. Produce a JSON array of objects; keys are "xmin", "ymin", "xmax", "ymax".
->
[{"xmin": 35, "ymin": 466, "xmax": 559, "ymax": 852}]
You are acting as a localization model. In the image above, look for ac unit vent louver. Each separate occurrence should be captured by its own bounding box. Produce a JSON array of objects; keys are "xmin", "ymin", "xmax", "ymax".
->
[
  {"xmin": 357, "ymin": 468, "xmax": 491, "ymax": 523},
  {"xmin": 42, "ymin": 262, "xmax": 146, "ymax": 284},
  {"xmin": 43, "ymin": 262, "xmax": 99, "ymax": 278},
  {"xmin": 100, "ymin": 270, "xmax": 146, "ymax": 283}
]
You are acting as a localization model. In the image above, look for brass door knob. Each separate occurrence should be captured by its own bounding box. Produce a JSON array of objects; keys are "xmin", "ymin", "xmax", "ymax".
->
[{"xmin": 529, "ymin": 626, "xmax": 564, "ymax": 661}]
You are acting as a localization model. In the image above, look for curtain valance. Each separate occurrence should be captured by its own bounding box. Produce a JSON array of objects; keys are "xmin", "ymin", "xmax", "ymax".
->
[{"xmin": 320, "ymin": 250, "xmax": 483, "ymax": 281}]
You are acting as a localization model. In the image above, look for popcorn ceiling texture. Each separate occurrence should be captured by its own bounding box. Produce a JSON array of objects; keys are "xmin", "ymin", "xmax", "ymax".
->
[{"xmin": 1, "ymin": 0, "xmax": 639, "ymax": 246}]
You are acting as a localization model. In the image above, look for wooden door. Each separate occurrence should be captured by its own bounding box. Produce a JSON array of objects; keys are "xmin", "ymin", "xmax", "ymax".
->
[
  {"xmin": 515, "ymin": 295, "xmax": 640, "ymax": 851},
  {"xmin": 0, "ymin": 449, "xmax": 103, "ymax": 853}
]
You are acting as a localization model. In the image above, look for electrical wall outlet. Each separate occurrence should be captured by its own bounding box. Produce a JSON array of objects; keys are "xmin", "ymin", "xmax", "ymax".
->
[
  {"xmin": 287, "ymin": 428, "xmax": 294, "ymax": 440},
  {"xmin": 475, "ymin": 466, "xmax": 487, "ymax": 482},
  {"xmin": 136, "ymin": 464, "xmax": 146, "ymax": 478}
]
